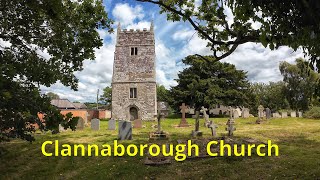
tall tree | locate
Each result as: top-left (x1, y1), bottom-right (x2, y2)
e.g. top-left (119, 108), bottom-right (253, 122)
top-left (171, 55), bottom-right (250, 110)
top-left (0, 0), bottom-right (113, 142)
top-left (250, 82), bottom-right (289, 112)
top-left (156, 84), bottom-right (172, 103)
top-left (100, 86), bottom-right (112, 108)
top-left (46, 92), bottom-right (60, 100)
top-left (279, 58), bottom-right (319, 111)
top-left (137, 0), bottom-right (320, 68)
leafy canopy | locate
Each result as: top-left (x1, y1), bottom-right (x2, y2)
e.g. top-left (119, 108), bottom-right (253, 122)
top-left (0, 0), bottom-right (113, 142)
top-left (170, 55), bottom-right (250, 110)
top-left (138, 0), bottom-right (320, 69)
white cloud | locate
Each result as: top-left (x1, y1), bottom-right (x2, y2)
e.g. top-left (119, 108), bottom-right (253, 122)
top-left (112, 3), bottom-right (144, 26)
top-left (172, 29), bottom-right (195, 41)
top-left (126, 21), bottom-right (151, 30)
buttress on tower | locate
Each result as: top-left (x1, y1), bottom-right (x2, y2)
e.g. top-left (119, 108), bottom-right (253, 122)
top-left (111, 23), bottom-right (157, 121)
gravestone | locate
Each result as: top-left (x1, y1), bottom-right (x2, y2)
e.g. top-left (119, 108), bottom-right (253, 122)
top-left (59, 124), bottom-right (66, 132)
top-left (76, 117), bottom-right (85, 130)
top-left (118, 120), bottom-right (132, 140)
top-left (200, 106), bottom-right (209, 127)
top-left (178, 103), bottom-right (190, 127)
top-left (233, 108), bottom-right (241, 119)
top-left (298, 111), bottom-right (303, 118)
top-left (149, 110), bottom-right (168, 140)
top-left (256, 105), bottom-right (264, 124)
top-left (91, 118), bottom-right (100, 131)
top-left (133, 119), bottom-right (142, 128)
top-left (225, 106), bottom-right (236, 136)
top-left (108, 118), bottom-right (116, 130)
top-left (265, 108), bottom-right (271, 119)
top-left (242, 108), bottom-right (250, 118)
top-left (192, 111), bottom-right (203, 137)
top-left (281, 112), bottom-right (288, 118)
top-left (290, 111), bottom-right (297, 118)
top-left (273, 112), bottom-right (281, 118)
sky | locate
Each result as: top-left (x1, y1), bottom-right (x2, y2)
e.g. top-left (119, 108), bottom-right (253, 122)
top-left (40, 0), bottom-right (305, 102)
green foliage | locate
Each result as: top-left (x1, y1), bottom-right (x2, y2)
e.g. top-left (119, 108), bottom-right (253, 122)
top-left (170, 55), bottom-right (250, 110)
top-left (100, 86), bottom-right (112, 107)
top-left (250, 81), bottom-right (289, 112)
top-left (304, 107), bottom-right (320, 119)
top-left (156, 84), bottom-right (173, 103)
top-left (0, 0), bottom-right (113, 142)
top-left (280, 58), bottom-right (320, 111)
top-left (138, 0), bottom-right (320, 67)
top-left (46, 92), bottom-right (60, 100)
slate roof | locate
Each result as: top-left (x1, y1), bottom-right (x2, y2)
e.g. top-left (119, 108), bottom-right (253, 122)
top-left (73, 102), bottom-right (87, 109)
top-left (51, 99), bottom-right (76, 109)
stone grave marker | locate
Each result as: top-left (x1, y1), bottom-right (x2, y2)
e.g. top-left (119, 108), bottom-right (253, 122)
top-left (242, 108), bottom-right (250, 118)
top-left (118, 120), bottom-right (132, 140)
top-left (281, 112), bottom-right (288, 118)
top-left (91, 118), bottom-right (100, 131)
top-left (200, 106), bottom-right (209, 127)
top-left (298, 111), bottom-right (303, 118)
top-left (290, 111), bottom-right (297, 118)
top-left (76, 117), bottom-right (85, 130)
top-left (108, 118), bottom-right (116, 130)
top-left (133, 119), bottom-right (142, 128)
top-left (149, 110), bottom-right (168, 140)
top-left (178, 103), bottom-right (190, 127)
top-left (273, 112), bottom-right (281, 118)
top-left (192, 111), bottom-right (203, 137)
top-left (265, 108), bottom-right (271, 119)
top-left (256, 105), bottom-right (264, 124)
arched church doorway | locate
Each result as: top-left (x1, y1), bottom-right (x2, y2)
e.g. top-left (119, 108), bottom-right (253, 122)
top-left (130, 107), bottom-right (138, 121)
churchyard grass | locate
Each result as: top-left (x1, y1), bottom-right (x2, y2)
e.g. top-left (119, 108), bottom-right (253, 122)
top-left (1, 117), bottom-right (320, 179)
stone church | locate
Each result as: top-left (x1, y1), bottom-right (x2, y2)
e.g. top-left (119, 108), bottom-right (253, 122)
top-left (111, 23), bottom-right (157, 121)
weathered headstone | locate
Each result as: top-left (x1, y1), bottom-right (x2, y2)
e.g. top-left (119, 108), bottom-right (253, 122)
top-left (59, 124), bottom-right (66, 132)
top-left (265, 108), bottom-right (271, 119)
top-left (108, 118), bottom-right (116, 130)
top-left (273, 112), bottom-right (281, 118)
top-left (76, 117), bottom-right (85, 130)
top-left (290, 111), bottom-right (297, 118)
top-left (118, 120), bottom-right (132, 140)
top-left (133, 119), bottom-right (142, 128)
top-left (192, 111), bottom-right (203, 137)
top-left (281, 112), bottom-right (288, 118)
top-left (226, 118), bottom-right (236, 136)
top-left (242, 108), bottom-right (250, 118)
top-left (91, 118), bottom-right (100, 131)
top-left (298, 111), bottom-right (303, 118)
top-left (178, 103), bottom-right (189, 127)
top-left (200, 106), bottom-right (209, 127)
top-left (149, 110), bottom-right (168, 140)
top-left (233, 108), bottom-right (241, 119)
top-left (256, 105), bottom-right (264, 124)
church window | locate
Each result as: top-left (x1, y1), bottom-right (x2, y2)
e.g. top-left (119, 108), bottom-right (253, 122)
top-left (130, 88), bottom-right (137, 98)
top-left (131, 47), bottom-right (138, 55)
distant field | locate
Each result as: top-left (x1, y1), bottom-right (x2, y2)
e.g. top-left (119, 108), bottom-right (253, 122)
top-left (1, 117), bottom-right (320, 179)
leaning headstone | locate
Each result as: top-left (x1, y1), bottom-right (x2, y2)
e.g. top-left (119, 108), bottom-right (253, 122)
top-left (76, 117), bottom-right (85, 130)
top-left (108, 118), bottom-right (116, 130)
top-left (91, 118), bottom-right (100, 131)
top-left (178, 103), bottom-right (190, 127)
top-left (192, 111), bottom-right (203, 137)
top-left (265, 108), bottom-right (271, 119)
top-left (256, 105), bottom-right (264, 124)
top-left (133, 119), bottom-right (142, 128)
top-left (281, 112), bottom-right (288, 118)
top-left (242, 108), bottom-right (250, 118)
top-left (118, 120), bottom-right (132, 140)
top-left (298, 111), bottom-right (303, 118)
top-left (290, 111), bottom-right (297, 118)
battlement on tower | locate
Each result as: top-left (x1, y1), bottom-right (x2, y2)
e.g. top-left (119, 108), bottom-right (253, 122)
top-left (119, 28), bottom-right (151, 33)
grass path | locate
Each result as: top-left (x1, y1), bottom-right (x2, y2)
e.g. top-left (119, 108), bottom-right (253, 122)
top-left (1, 117), bottom-right (320, 179)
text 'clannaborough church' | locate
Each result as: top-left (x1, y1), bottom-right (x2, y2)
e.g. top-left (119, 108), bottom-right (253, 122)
top-left (111, 22), bottom-right (157, 121)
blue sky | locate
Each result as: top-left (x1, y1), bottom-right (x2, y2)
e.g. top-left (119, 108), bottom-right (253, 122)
top-left (40, 0), bottom-right (304, 102)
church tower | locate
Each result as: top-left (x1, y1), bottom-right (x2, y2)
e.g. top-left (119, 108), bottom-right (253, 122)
top-left (111, 23), bottom-right (157, 121)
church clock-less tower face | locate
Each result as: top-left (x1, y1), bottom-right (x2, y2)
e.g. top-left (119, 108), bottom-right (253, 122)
top-left (111, 23), bottom-right (157, 121)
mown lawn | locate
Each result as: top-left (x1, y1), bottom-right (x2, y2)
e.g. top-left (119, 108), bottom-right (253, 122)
top-left (1, 117), bottom-right (320, 179)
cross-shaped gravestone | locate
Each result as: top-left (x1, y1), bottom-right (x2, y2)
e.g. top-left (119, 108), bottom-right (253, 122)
top-left (228, 106), bottom-right (234, 119)
top-left (178, 103), bottom-right (189, 127)
top-left (156, 110), bottom-right (164, 133)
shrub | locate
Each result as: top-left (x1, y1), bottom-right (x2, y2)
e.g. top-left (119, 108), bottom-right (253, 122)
top-left (304, 107), bottom-right (320, 119)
